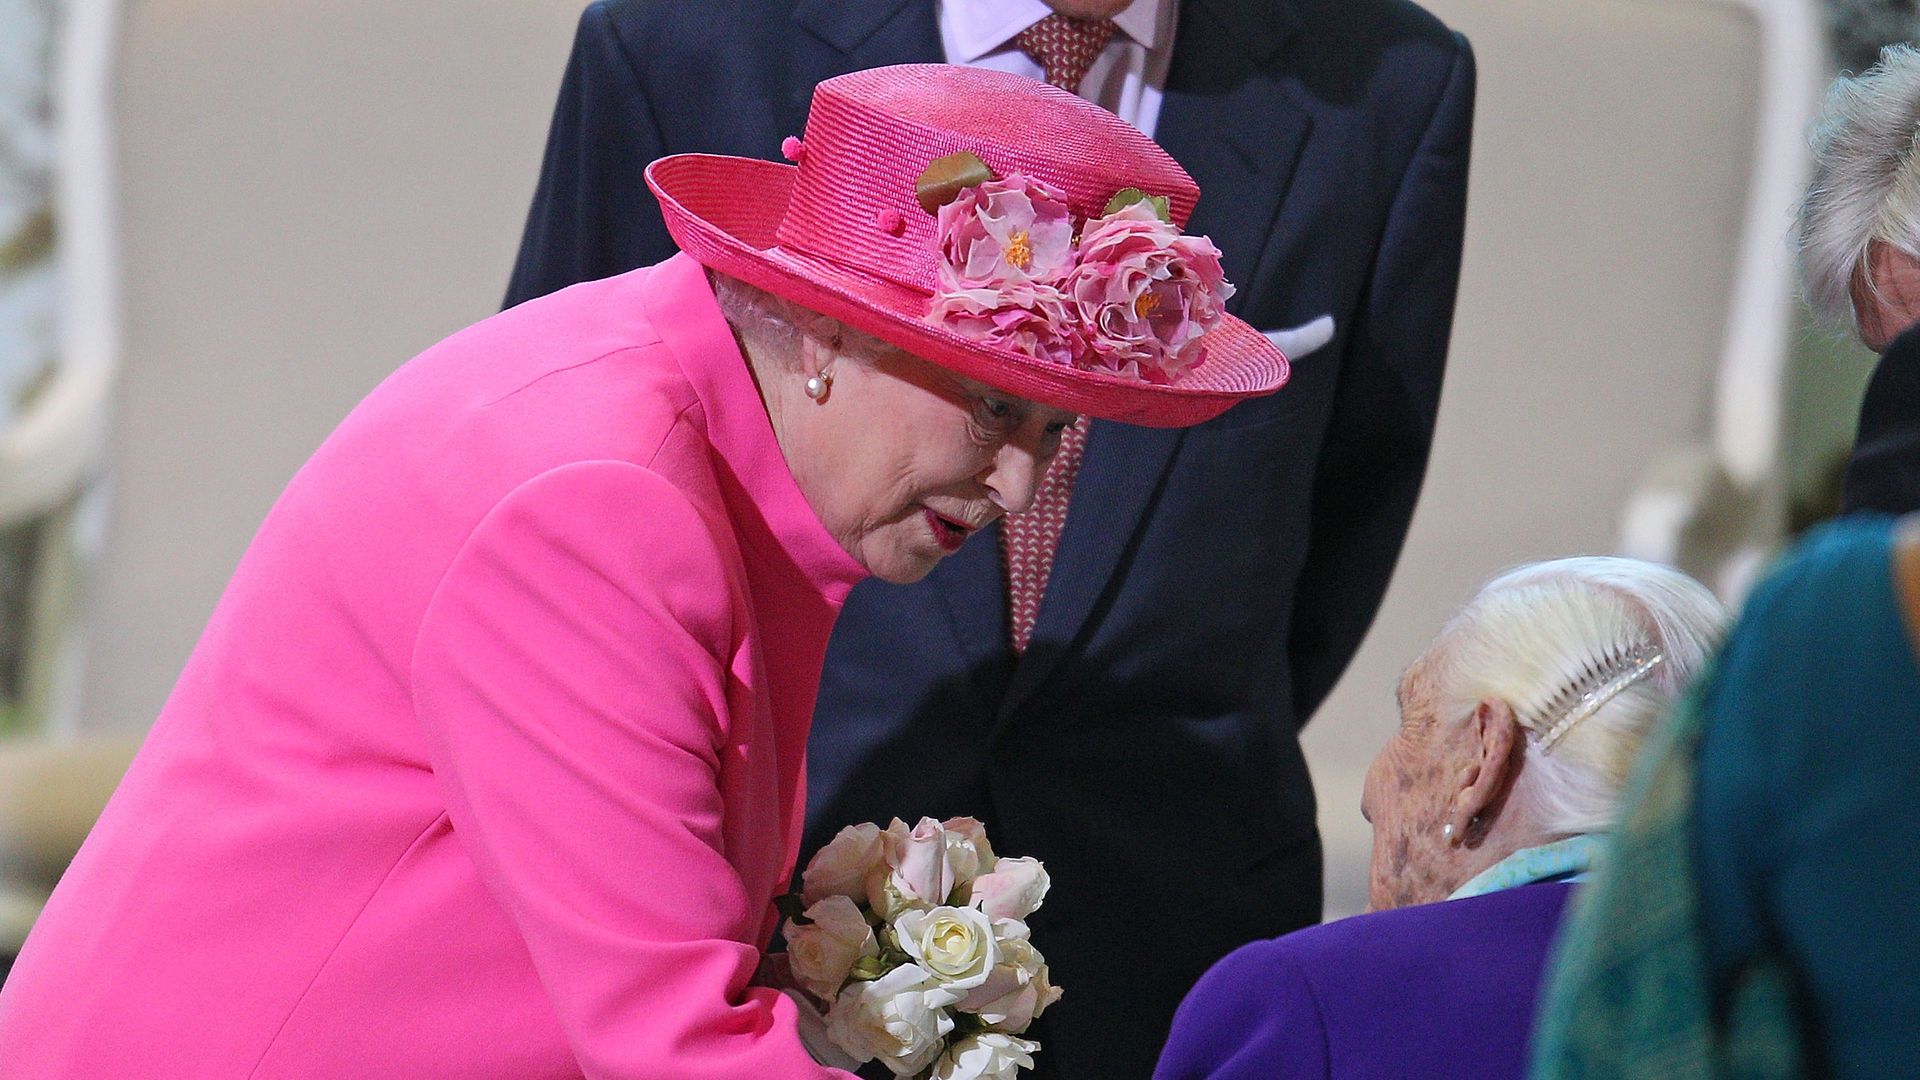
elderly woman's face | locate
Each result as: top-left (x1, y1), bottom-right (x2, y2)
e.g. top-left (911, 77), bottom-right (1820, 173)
top-left (1360, 677), bottom-right (1473, 911)
top-left (787, 346), bottom-right (1075, 584)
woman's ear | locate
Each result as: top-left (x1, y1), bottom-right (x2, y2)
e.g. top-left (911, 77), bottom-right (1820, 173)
top-left (1449, 699), bottom-right (1524, 845)
top-left (1855, 241), bottom-right (1920, 351)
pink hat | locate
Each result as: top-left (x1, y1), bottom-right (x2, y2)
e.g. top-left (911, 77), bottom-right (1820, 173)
top-left (646, 64), bottom-right (1288, 428)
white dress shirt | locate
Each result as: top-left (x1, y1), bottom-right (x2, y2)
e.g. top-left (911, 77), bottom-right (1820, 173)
top-left (936, 0), bottom-right (1175, 138)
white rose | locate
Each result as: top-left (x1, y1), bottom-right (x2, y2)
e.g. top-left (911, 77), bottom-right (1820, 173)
top-left (894, 905), bottom-right (999, 992)
top-left (930, 1032), bottom-right (1040, 1080)
top-left (956, 927), bottom-right (1061, 1033)
top-left (826, 963), bottom-right (960, 1076)
top-left (787, 895), bottom-right (879, 1001)
top-left (803, 822), bottom-right (891, 907)
top-left (968, 857), bottom-right (1050, 921)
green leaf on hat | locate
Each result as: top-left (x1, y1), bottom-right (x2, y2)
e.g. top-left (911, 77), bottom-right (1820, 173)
top-left (1103, 187), bottom-right (1171, 222)
top-left (915, 151), bottom-right (996, 215)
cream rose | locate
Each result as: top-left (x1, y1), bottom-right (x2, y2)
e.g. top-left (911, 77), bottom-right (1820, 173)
top-left (802, 822), bottom-right (891, 907)
top-left (786, 895), bottom-right (879, 1001)
top-left (826, 963), bottom-right (960, 1077)
top-left (894, 905), bottom-right (999, 992)
top-left (930, 1032), bottom-right (1040, 1080)
top-left (967, 856), bottom-right (1050, 922)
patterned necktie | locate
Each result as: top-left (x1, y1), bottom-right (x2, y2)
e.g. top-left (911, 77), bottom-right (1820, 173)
top-left (1003, 416), bottom-right (1090, 654)
top-left (1014, 14), bottom-right (1118, 92)
top-left (1001, 16), bottom-right (1115, 654)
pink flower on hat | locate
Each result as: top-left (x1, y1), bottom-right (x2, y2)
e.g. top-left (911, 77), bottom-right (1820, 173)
top-left (924, 174), bottom-right (1237, 380)
top-left (928, 174), bottom-right (1083, 364)
top-left (928, 280), bottom-right (1082, 368)
top-left (1062, 202), bottom-right (1235, 383)
top-left (934, 175), bottom-right (1076, 290)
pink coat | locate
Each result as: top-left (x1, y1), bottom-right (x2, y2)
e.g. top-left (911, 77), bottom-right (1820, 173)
top-left (0, 254), bottom-right (865, 1078)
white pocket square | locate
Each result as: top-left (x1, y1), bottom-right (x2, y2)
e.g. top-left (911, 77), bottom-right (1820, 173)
top-left (1262, 315), bottom-right (1335, 361)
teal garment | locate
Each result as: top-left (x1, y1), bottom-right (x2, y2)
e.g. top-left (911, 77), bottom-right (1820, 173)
top-left (1532, 516), bottom-right (1920, 1079)
top-left (1695, 516), bottom-right (1920, 1077)
top-left (1449, 834), bottom-right (1603, 900)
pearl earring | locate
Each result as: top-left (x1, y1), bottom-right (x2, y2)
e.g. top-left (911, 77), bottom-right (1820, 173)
top-left (804, 370), bottom-right (832, 401)
top-left (1442, 823), bottom-right (1455, 842)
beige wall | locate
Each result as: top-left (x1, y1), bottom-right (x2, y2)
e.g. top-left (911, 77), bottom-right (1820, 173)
top-left (84, 0), bottom-right (582, 725)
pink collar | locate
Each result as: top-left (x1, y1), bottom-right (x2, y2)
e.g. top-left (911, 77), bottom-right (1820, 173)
top-left (643, 253), bottom-right (869, 605)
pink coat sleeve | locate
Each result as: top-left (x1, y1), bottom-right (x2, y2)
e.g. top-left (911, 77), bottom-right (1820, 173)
top-left (410, 460), bottom-right (851, 1079)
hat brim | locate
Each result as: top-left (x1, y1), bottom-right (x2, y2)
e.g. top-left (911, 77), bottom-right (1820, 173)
top-left (646, 154), bottom-right (1288, 428)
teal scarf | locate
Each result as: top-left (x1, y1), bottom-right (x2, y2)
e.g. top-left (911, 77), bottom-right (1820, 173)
top-left (1448, 833), bottom-right (1603, 901)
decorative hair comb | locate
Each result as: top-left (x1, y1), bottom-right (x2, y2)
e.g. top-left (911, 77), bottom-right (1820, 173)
top-left (1525, 641), bottom-right (1666, 753)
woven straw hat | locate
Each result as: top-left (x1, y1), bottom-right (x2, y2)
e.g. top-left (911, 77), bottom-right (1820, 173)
top-left (645, 64), bottom-right (1288, 427)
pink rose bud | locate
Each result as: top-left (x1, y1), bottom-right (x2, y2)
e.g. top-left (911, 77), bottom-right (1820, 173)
top-left (801, 822), bottom-right (889, 907)
top-left (968, 857), bottom-right (1050, 922)
top-left (890, 817), bottom-right (958, 907)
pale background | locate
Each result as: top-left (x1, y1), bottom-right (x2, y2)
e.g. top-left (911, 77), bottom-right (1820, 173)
top-left (1, 0), bottom-right (1887, 925)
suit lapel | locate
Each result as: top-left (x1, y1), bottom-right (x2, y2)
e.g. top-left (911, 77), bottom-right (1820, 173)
top-left (928, 518), bottom-right (1017, 700)
top-left (999, 0), bottom-right (1311, 715)
top-left (787, 0), bottom-right (943, 135)
top-left (1154, 0), bottom-right (1310, 304)
top-left (1000, 421), bottom-right (1184, 715)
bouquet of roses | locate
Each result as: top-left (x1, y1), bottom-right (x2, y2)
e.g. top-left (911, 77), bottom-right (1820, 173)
top-left (777, 816), bottom-right (1060, 1080)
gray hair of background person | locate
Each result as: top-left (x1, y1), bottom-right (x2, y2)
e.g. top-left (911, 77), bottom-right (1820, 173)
top-left (1411, 557), bottom-right (1729, 838)
top-left (1796, 43), bottom-right (1920, 332)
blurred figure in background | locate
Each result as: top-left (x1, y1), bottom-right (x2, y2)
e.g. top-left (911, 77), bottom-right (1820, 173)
top-left (1797, 43), bottom-right (1920, 515)
top-left (1824, 0), bottom-right (1920, 73)
top-left (1154, 558), bottom-right (1726, 1080)
top-left (1534, 515), bottom-right (1920, 1079)
top-left (507, 3), bottom-right (1475, 1076)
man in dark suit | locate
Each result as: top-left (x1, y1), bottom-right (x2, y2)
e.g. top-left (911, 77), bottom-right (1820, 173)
top-left (507, 3), bottom-right (1473, 1076)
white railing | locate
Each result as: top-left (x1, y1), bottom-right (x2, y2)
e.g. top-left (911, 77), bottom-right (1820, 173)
top-left (1619, 0), bottom-right (1828, 602)
top-left (0, 0), bottom-right (120, 738)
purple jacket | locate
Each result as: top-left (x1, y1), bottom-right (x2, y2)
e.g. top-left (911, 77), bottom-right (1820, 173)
top-left (1154, 883), bottom-right (1574, 1079)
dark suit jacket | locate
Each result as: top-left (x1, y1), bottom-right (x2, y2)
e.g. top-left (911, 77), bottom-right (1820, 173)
top-left (1154, 884), bottom-right (1575, 1079)
top-left (507, 4), bottom-right (1474, 1076)
top-left (1843, 321), bottom-right (1920, 515)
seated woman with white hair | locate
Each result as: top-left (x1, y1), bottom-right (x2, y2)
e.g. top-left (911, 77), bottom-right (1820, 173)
top-left (1153, 557), bottom-right (1727, 1080)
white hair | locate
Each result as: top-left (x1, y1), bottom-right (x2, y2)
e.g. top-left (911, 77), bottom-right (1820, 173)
top-left (705, 270), bottom-right (898, 370)
top-left (1408, 557), bottom-right (1729, 838)
top-left (1796, 44), bottom-right (1920, 332)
